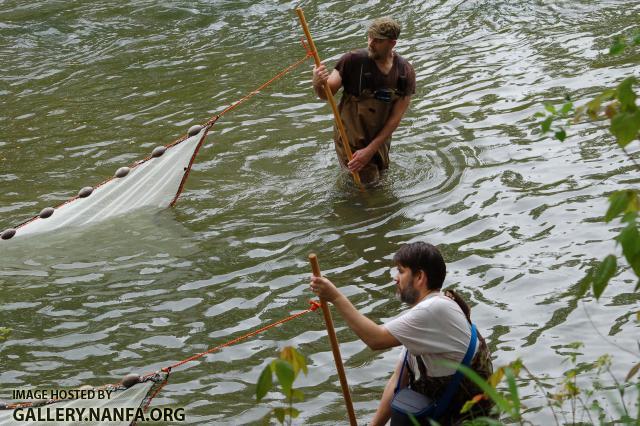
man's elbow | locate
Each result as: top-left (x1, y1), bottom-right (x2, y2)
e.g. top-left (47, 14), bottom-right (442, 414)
top-left (363, 330), bottom-right (397, 351)
top-left (367, 340), bottom-right (390, 351)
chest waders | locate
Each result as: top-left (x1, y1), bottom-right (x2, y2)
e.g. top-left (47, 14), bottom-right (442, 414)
top-left (407, 332), bottom-right (495, 424)
top-left (334, 89), bottom-right (401, 183)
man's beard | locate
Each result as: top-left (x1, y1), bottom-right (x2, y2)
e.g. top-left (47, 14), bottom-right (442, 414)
top-left (396, 281), bottom-right (419, 305)
top-left (368, 48), bottom-right (381, 60)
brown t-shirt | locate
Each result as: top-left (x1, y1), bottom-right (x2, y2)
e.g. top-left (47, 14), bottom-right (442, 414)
top-left (334, 49), bottom-right (416, 97)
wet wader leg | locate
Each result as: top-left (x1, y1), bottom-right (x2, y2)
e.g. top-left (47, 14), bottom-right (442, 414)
top-left (333, 90), bottom-right (402, 184)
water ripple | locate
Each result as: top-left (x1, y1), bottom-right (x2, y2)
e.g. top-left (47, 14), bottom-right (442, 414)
top-left (1, 0), bottom-right (639, 423)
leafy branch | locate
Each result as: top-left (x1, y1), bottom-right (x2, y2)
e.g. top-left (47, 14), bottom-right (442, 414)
top-left (537, 53), bottom-right (640, 300)
top-left (256, 346), bottom-right (308, 425)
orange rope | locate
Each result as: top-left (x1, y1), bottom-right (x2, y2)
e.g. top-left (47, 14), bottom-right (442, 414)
top-left (165, 299), bottom-right (321, 372)
top-left (206, 49), bottom-right (313, 127)
top-left (142, 374), bottom-right (170, 412)
top-left (168, 47), bottom-right (312, 207)
top-left (4, 300), bottom-right (322, 410)
top-left (136, 299), bottom-right (321, 410)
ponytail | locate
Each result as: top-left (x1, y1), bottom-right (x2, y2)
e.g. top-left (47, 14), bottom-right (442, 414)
top-left (444, 288), bottom-right (471, 324)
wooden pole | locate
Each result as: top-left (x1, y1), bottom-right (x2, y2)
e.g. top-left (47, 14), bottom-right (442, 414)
top-left (308, 253), bottom-right (357, 426)
top-left (296, 7), bottom-right (363, 189)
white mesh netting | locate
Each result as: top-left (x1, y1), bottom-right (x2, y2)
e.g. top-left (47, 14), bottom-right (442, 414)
top-left (2, 127), bottom-right (207, 242)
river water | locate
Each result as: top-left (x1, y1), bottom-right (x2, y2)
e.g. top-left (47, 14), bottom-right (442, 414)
top-left (1, 1), bottom-right (639, 424)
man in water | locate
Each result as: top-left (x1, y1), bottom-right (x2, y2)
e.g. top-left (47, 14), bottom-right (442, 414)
top-left (310, 242), bottom-right (494, 424)
top-left (312, 17), bottom-right (416, 183)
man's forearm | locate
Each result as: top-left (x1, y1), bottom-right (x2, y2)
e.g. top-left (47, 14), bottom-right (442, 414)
top-left (314, 83), bottom-right (327, 100)
top-left (313, 68), bottom-right (341, 100)
top-left (331, 294), bottom-right (395, 350)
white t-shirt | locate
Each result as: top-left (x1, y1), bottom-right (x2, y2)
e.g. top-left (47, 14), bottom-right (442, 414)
top-left (384, 292), bottom-right (477, 377)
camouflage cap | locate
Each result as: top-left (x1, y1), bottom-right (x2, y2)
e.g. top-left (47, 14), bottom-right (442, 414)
top-left (367, 17), bottom-right (401, 40)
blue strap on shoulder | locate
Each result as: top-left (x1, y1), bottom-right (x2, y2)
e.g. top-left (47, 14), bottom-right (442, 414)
top-left (394, 350), bottom-right (410, 394)
top-left (432, 323), bottom-right (477, 418)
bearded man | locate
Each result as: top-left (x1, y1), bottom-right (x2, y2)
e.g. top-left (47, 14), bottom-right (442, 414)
top-left (310, 242), bottom-right (494, 425)
top-left (312, 17), bottom-right (416, 183)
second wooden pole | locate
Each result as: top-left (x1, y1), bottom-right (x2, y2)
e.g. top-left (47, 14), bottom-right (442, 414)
top-left (308, 253), bottom-right (357, 426)
top-left (296, 7), bottom-right (363, 189)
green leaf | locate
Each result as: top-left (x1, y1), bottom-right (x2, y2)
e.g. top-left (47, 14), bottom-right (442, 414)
top-left (544, 103), bottom-right (556, 114)
top-left (280, 347), bottom-right (299, 376)
top-left (504, 368), bottom-right (521, 419)
top-left (286, 407), bottom-right (300, 419)
top-left (274, 359), bottom-right (295, 397)
top-left (488, 367), bottom-right (505, 388)
top-left (618, 220), bottom-right (640, 253)
top-left (0, 327), bottom-right (11, 342)
top-left (460, 395), bottom-right (482, 414)
top-left (586, 96), bottom-right (603, 120)
top-left (610, 110), bottom-right (640, 148)
top-left (576, 270), bottom-right (593, 299)
top-left (610, 36), bottom-right (626, 55)
top-left (617, 77), bottom-right (637, 111)
top-left (573, 105), bottom-right (585, 123)
top-left (592, 255), bottom-right (617, 299)
top-left (541, 116), bottom-right (553, 133)
top-left (295, 350), bottom-right (308, 375)
top-left (280, 346), bottom-right (308, 376)
top-left (634, 33), bottom-right (640, 45)
top-left (533, 112), bottom-right (546, 118)
top-left (290, 389), bottom-right (305, 402)
top-left (256, 365), bottom-right (273, 402)
top-left (631, 193), bottom-right (640, 213)
top-left (273, 407), bottom-right (286, 424)
top-left (555, 128), bottom-right (567, 141)
top-left (606, 191), bottom-right (633, 222)
top-left (622, 211), bottom-right (638, 224)
top-left (560, 102), bottom-right (573, 116)
top-left (618, 220), bottom-right (640, 277)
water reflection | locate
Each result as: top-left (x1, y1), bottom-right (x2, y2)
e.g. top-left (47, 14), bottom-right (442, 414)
top-left (1, 0), bottom-right (639, 423)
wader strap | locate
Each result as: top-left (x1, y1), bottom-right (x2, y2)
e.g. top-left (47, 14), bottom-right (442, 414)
top-left (394, 350), bottom-right (410, 394)
top-left (432, 324), bottom-right (477, 419)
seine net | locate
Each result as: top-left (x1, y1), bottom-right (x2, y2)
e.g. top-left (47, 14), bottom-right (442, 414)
top-left (1, 127), bottom-right (207, 242)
